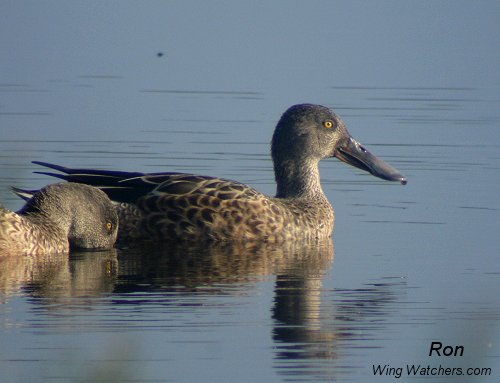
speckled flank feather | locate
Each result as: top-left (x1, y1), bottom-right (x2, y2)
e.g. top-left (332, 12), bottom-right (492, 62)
top-left (115, 174), bottom-right (334, 243)
top-left (0, 207), bottom-right (68, 254)
top-left (1, 183), bottom-right (118, 255)
top-left (29, 104), bottom-right (406, 244)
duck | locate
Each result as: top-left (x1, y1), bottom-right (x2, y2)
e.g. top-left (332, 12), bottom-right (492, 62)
top-left (25, 104), bottom-right (406, 243)
top-left (1, 182), bottom-right (118, 255)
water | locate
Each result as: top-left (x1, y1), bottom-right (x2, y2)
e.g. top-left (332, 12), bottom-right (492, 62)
top-left (1, 1), bottom-right (499, 382)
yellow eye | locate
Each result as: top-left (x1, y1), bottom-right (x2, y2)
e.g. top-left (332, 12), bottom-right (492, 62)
top-left (106, 222), bottom-right (113, 232)
top-left (324, 120), bottom-right (334, 129)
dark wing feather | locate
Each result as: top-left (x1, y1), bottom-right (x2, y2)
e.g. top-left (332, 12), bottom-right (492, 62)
top-left (32, 161), bottom-right (183, 203)
top-left (11, 187), bottom-right (37, 201)
top-left (31, 161), bottom-right (262, 204)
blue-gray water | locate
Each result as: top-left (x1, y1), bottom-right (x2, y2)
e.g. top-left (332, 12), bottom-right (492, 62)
top-left (1, 1), bottom-right (499, 382)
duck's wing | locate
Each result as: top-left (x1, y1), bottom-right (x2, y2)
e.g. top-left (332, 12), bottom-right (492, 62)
top-left (131, 174), bottom-right (268, 241)
top-left (32, 161), bottom-right (189, 203)
top-left (31, 161), bottom-right (263, 204)
top-left (147, 173), bottom-right (263, 201)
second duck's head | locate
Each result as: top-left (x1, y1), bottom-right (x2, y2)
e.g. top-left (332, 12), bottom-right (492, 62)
top-left (20, 182), bottom-right (119, 250)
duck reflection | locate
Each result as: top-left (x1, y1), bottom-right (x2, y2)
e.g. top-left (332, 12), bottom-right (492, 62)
top-left (0, 250), bottom-right (117, 303)
top-left (0, 239), bottom-right (404, 381)
top-left (0, 240), bottom-right (332, 300)
top-left (113, 239), bottom-right (333, 292)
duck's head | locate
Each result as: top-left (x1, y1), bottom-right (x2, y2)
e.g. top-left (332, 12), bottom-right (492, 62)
top-left (21, 183), bottom-right (119, 250)
top-left (64, 183), bottom-right (120, 250)
top-left (272, 104), bottom-right (407, 187)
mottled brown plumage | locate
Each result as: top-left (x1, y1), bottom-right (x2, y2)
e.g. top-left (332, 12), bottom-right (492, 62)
top-left (111, 174), bottom-right (334, 242)
top-left (26, 104), bottom-right (406, 243)
top-left (1, 183), bottom-right (118, 255)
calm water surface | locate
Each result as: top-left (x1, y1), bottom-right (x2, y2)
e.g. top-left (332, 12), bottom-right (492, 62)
top-left (1, 1), bottom-right (499, 382)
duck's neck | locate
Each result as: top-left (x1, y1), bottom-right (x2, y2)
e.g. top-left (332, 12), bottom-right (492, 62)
top-left (274, 158), bottom-right (326, 199)
top-left (20, 192), bottom-right (72, 235)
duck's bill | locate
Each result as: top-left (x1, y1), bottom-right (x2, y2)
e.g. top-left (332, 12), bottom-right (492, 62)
top-left (334, 137), bottom-right (407, 185)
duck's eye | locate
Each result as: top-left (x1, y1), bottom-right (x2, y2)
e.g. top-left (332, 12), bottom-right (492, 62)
top-left (106, 222), bottom-right (113, 232)
top-left (323, 120), bottom-right (334, 129)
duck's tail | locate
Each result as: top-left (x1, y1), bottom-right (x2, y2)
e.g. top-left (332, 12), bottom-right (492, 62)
top-left (11, 187), bottom-right (35, 202)
top-left (30, 161), bottom-right (175, 203)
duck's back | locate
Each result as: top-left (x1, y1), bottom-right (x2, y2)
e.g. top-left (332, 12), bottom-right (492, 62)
top-left (115, 174), bottom-right (334, 243)
top-left (0, 208), bottom-right (67, 254)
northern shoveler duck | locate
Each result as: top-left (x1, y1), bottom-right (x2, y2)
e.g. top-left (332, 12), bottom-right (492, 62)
top-left (26, 104), bottom-right (406, 243)
top-left (1, 183), bottom-right (118, 255)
